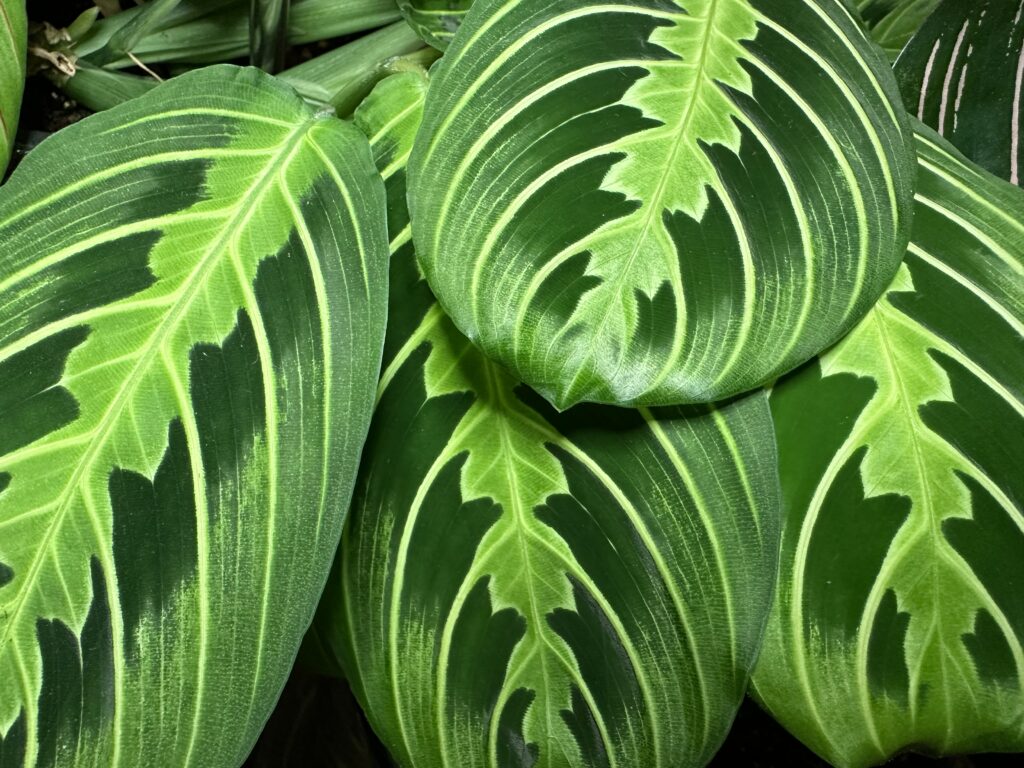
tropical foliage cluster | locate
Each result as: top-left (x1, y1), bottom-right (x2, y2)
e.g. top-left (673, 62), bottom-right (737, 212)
top-left (0, 1), bottom-right (1020, 767)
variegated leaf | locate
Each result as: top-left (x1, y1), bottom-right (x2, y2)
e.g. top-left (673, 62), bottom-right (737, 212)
top-left (0, 0), bottom-right (26, 174)
top-left (895, 0), bottom-right (1024, 186)
top-left (751, 124), bottom-right (1024, 767)
top-left (315, 72), bottom-right (781, 768)
top-left (408, 0), bottom-right (917, 409)
top-left (0, 66), bottom-right (388, 767)
top-left (855, 0), bottom-right (939, 61)
top-left (397, 0), bottom-right (473, 50)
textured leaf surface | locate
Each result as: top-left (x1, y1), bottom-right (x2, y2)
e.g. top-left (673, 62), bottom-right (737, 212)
top-left (0, 66), bottom-right (388, 767)
top-left (397, 0), bottom-right (473, 50)
top-left (751, 125), bottom-right (1024, 767)
top-left (856, 0), bottom-right (939, 61)
top-left (408, 0), bottom-right (916, 409)
top-left (317, 72), bottom-right (781, 768)
top-left (895, 0), bottom-right (1024, 186)
top-left (0, 0), bottom-right (26, 174)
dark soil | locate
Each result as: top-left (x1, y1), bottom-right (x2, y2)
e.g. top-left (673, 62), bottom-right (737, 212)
top-left (12, 3), bottom-right (1024, 768)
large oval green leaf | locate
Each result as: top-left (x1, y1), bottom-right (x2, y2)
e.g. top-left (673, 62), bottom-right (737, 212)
top-left (895, 0), bottom-right (1023, 186)
top-left (397, 0), bottom-right (473, 50)
top-left (317, 72), bottom-right (781, 768)
top-left (408, 0), bottom-right (917, 409)
top-left (0, 0), bottom-right (26, 174)
top-left (751, 124), bottom-right (1024, 767)
top-left (0, 65), bottom-right (388, 767)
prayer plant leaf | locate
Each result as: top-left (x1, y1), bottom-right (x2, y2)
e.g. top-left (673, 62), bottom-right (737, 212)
top-left (751, 124), bottom-right (1024, 768)
top-left (0, 65), bottom-right (388, 768)
top-left (895, 0), bottom-right (1024, 186)
top-left (397, 0), bottom-right (473, 50)
top-left (314, 71), bottom-right (781, 768)
top-left (0, 0), bottom-right (26, 175)
top-left (855, 0), bottom-right (939, 61)
top-left (408, 0), bottom-right (917, 410)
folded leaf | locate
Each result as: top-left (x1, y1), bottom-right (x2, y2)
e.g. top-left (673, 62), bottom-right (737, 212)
top-left (855, 0), bottom-right (939, 61)
top-left (752, 124), bottom-right (1024, 767)
top-left (408, 0), bottom-right (917, 409)
top-left (895, 0), bottom-right (1024, 186)
top-left (397, 0), bottom-right (473, 50)
top-left (317, 72), bottom-right (781, 768)
top-left (0, 65), bottom-right (388, 767)
top-left (0, 0), bottom-right (26, 174)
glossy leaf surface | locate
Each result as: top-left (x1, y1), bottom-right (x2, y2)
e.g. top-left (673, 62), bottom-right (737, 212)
top-left (752, 125), bottom-right (1024, 767)
top-left (397, 0), bottom-right (473, 50)
top-left (318, 72), bottom-right (781, 768)
top-left (0, 66), bottom-right (388, 767)
top-left (0, 0), bottom-right (26, 174)
top-left (895, 0), bottom-right (1024, 185)
top-left (856, 0), bottom-right (939, 60)
top-left (409, 0), bottom-right (916, 409)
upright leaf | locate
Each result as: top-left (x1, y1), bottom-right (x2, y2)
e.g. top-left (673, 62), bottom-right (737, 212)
top-left (317, 72), bottom-right (781, 768)
top-left (0, 0), bottom-right (26, 174)
top-left (0, 66), bottom-right (388, 767)
top-left (751, 125), bottom-right (1024, 767)
top-left (895, 0), bottom-right (1024, 186)
top-left (408, 0), bottom-right (916, 409)
top-left (397, 0), bottom-right (473, 50)
top-left (855, 0), bottom-right (939, 61)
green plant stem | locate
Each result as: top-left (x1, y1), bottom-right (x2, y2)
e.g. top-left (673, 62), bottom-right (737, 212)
top-left (280, 21), bottom-right (433, 116)
top-left (53, 61), bottom-right (158, 111)
top-left (250, 0), bottom-right (290, 73)
top-left (74, 0), bottom-right (399, 68)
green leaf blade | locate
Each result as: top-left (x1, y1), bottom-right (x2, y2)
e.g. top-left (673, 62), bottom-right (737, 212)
top-left (895, 0), bottom-right (1024, 186)
top-left (397, 0), bottom-right (473, 50)
top-left (0, 65), bottom-right (388, 767)
top-left (408, 0), bottom-right (916, 409)
top-left (752, 124), bottom-right (1024, 767)
top-left (316, 72), bottom-right (781, 768)
top-left (855, 0), bottom-right (940, 61)
top-left (0, 0), bottom-right (26, 175)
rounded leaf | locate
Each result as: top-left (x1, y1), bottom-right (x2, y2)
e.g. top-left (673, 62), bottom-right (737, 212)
top-left (752, 126), bottom-right (1024, 767)
top-left (409, 0), bottom-right (917, 409)
top-left (316, 72), bottom-right (781, 768)
top-left (0, 0), bottom-right (27, 174)
top-left (0, 66), bottom-right (388, 767)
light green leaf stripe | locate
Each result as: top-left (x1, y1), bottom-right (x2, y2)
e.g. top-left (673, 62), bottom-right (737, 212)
top-left (752, 123), bottom-right (1024, 767)
top-left (855, 0), bottom-right (939, 61)
top-left (313, 72), bottom-right (781, 768)
top-left (0, 66), bottom-right (388, 767)
top-left (0, 0), bottom-right (26, 175)
top-left (408, 0), bottom-right (916, 409)
top-left (895, 0), bottom-right (1024, 186)
top-left (397, 0), bottom-right (474, 50)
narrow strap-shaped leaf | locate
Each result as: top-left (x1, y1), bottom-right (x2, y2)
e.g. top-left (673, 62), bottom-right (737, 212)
top-left (895, 0), bottom-right (1024, 186)
top-left (85, 0), bottom-right (182, 67)
top-left (316, 72), bottom-right (781, 768)
top-left (751, 124), bottom-right (1024, 767)
top-left (397, 0), bottom-right (473, 50)
top-left (408, 0), bottom-right (917, 409)
top-left (855, 0), bottom-right (939, 61)
top-left (0, 0), bottom-right (26, 175)
top-left (0, 65), bottom-right (388, 768)
top-left (250, 0), bottom-right (290, 73)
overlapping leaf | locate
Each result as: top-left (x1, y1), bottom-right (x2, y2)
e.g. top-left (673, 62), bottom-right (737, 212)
top-left (895, 0), bottom-right (1024, 186)
top-left (316, 72), bottom-right (781, 768)
top-left (856, 0), bottom-right (939, 61)
top-left (0, 0), bottom-right (26, 174)
top-left (409, 0), bottom-right (917, 409)
top-left (397, 0), bottom-right (473, 50)
top-left (751, 125), bottom-right (1024, 767)
top-left (0, 66), bottom-right (388, 767)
